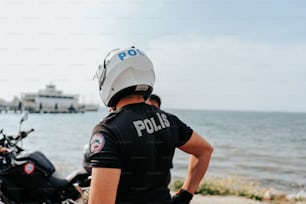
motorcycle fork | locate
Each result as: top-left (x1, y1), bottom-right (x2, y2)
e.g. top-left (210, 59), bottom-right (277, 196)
top-left (0, 190), bottom-right (13, 204)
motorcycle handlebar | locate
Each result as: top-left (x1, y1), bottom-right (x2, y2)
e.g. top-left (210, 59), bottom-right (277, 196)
top-left (7, 128), bottom-right (35, 142)
top-left (19, 128), bottom-right (35, 139)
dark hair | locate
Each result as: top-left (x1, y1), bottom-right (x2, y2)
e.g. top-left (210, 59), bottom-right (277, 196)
top-left (149, 94), bottom-right (161, 108)
top-left (109, 85), bottom-right (152, 107)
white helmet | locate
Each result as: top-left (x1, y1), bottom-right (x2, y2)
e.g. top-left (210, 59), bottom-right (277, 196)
top-left (95, 47), bottom-right (155, 107)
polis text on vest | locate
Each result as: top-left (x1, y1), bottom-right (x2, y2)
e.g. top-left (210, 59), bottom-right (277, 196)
top-left (133, 113), bottom-right (170, 137)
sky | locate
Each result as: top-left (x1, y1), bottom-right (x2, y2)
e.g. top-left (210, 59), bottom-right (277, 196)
top-left (0, 0), bottom-right (306, 112)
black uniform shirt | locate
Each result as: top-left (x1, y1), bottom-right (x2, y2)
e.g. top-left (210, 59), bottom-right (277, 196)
top-left (89, 102), bottom-right (193, 204)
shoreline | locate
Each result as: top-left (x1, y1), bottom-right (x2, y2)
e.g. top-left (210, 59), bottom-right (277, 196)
top-left (191, 195), bottom-right (269, 204)
top-left (191, 194), bottom-right (306, 204)
top-left (170, 189), bottom-right (306, 204)
top-left (170, 191), bottom-right (269, 204)
top-left (170, 176), bottom-right (306, 204)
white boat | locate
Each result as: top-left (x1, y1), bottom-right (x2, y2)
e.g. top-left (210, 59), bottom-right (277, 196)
top-left (21, 84), bottom-right (81, 113)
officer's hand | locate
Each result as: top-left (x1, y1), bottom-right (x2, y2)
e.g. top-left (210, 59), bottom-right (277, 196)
top-left (0, 147), bottom-right (8, 153)
top-left (172, 188), bottom-right (193, 204)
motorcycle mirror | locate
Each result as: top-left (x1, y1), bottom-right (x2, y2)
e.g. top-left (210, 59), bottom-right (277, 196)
top-left (20, 111), bottom-right (29, 124)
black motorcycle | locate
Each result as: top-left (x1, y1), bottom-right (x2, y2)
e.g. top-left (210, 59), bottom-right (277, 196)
top-left (0, 112), bottom-right (90, 204)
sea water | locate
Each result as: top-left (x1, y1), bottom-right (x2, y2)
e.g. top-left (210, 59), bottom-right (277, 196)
top-left (0, 109), bottom-right (305, 195)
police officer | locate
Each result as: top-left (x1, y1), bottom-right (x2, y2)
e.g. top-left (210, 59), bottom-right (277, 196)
top-left (0, 130), bottom-right (8, 153)
top-left (88, 47), bottom-right (213, 204)
top-left (146, 94), bottom-right (161, 108)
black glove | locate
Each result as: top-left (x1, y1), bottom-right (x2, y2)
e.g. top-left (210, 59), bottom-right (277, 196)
top-left (172, 188), bottom-right (193, 204)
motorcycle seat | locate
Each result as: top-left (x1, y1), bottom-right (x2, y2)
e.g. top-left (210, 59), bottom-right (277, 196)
top-left (49, 168), bottom-right (88, 187)
top-left (49, 171), bottom-right (70, 187)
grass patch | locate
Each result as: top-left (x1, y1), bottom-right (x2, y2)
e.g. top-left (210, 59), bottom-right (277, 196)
top-left (170, 175), bottom-right (262, 201)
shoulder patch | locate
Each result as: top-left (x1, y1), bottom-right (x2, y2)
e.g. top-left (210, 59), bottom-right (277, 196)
top-left (90, 133), bottom-right (105, 153)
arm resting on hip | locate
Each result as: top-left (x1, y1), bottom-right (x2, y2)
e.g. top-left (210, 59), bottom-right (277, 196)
top-left (178, 131), bottom-right (213, 194)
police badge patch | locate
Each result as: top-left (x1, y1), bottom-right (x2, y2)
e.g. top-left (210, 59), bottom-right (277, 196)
top-left (90, 133), bottom-right (105, 153)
